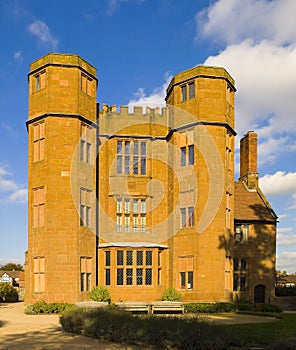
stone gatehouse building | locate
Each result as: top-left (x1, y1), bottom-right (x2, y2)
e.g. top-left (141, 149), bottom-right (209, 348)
top-left (25, 53), bottom-right (277, 304)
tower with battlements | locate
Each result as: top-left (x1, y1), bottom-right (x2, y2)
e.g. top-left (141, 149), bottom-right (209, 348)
top-left (25, 53), bottom-right (276, 304)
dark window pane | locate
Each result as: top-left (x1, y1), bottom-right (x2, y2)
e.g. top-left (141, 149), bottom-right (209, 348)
top-left (240, 274), bottom-right (246, 292)
top-left (146, 251), bottom-right (152, 266)
top-left (126, 268), bottom-right (133, 285)
top-left (105, 251), bottom-right (110, 266)
top-left (126, 250), bottom-right (133, 265)
top-left (124, 156), bottom-right (130, 174)
top-left (188, 145), bottom-right (194, 165)
top-left (233, 258), bottom-right (239, 271)
top-left (189, 82), bottom-right (195, 99)
top-left (117, 156), bottom-right (122, 174)
top-left (187, 271), bottom-right (193, 289)
top-left (81, 273), bottom-right (85, 291)
top-left (233, 274), bottom-right (238, 291)
top-left (181, 85), bottom-right (186, 102)
top-left (137, 251), bottom-right (143, 265)
top-left (180, 272), bottom-right (186, 288)
top-left (136, 268), bottom-right (143, 285)
top-left (133, 156), bottom-right (138, 174)
top-left (141, 142), bottom-right (146, 155)
top-left (181, 147), bottom-right (186, 166)
top-left (105, 269), bottom-right (110, 285)
top-left (133, 141), bottom-right (138, 155)
top-left (145, 268), bottom-right (152, 285)
top-left (117, 268), bottom-right (123, 285)
top-left (180, 208), bottom-right (186, 228)
top-left (117, 250), bottom-right (124, 265)
top-left (140, 158), bottom-right (146, 175)
top-left (241, 258), bottom-right (247, 271)
top-left (117, 141), bottom-right (122, 155)
top-left (86, 273), bottom-right (91, 291)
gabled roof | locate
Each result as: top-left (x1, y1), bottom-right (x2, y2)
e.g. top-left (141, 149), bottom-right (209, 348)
top-left (0, 270), bottom-right (24, 280)
top-left (234, 181), bottom-right (277, 222)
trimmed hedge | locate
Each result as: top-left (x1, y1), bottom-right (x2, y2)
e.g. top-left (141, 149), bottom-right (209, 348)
top-left (184, 302), bottom-right (282, 314)
top-left (25, 300), bottom-right (75, 314)
top-left (60, 306), bottom-right (241, 349)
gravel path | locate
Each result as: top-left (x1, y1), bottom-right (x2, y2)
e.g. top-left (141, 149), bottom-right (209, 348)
top-left (0, 302), bottom-right (142, 350)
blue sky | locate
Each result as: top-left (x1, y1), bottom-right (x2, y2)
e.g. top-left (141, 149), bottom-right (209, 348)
top-left (0, 0), bottom-right (295, 273)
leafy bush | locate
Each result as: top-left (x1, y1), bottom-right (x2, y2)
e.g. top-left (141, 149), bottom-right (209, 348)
top-left (60, 306), bottom-right (241, 349)
top-left (275, 285), bottom-right (296, 297)
top-left (236, 303), bottom-right (282, 313)
top-left (185, 302), bottom-right (237, 314)
top-left (161, 287), bottom-right (182, 301)
top-left (0, 283), bottom-right (18, 302)
top-left (89, 286), bottom-right (111, 303)
top-left (25, 300), bottom-right (74, 314)
top-left (184, 302), bottom-right (282, 314)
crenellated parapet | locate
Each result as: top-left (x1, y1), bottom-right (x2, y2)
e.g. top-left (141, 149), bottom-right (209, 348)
top-left (99, 104), bottom-right (169, 138)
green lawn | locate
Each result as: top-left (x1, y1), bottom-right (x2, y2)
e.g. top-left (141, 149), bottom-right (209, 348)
top-left (223, 313), bottom-right (296, 346)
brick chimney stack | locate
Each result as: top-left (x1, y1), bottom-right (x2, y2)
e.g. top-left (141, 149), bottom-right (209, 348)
top-left (239, 131), bottom-right (258, 189)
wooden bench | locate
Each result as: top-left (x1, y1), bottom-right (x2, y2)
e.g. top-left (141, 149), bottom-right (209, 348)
top-left (150, 301), bottom-right (184, 314)
top-left (115, 302), bottom-right (150, 313)
top-left (75, 301), bottom-right (109, 308)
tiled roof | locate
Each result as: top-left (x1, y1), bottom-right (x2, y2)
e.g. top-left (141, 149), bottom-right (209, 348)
top-left (234, 181), bottom-right (277, 222)
top-left (0, 270), bottom-right (24, 280)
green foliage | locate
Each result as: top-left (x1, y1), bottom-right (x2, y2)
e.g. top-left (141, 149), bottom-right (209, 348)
top-left (161, 287), bottom-right (182, 301)
top-left (275, 285), bottom-right (296, 297)
top-left (25, 300), bottom-right (74, 314)
top-left (236, 303), bottom-right (282, 313)
top-left (0, 263), bottom-right (23, 271)
top-left (185, 302), bottom-right (236, 314)
top-left (60, 307), bottom-right (241, 349)
top-left (0, 283), bottom-right (18, 302)
top-left (184, 302), bottom-right (282, 314)
top-left (89, 286), bottom-right (111, 303)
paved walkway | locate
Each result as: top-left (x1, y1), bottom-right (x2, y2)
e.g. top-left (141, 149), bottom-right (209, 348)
top-left (0, 302), bottom-right (278, 349)
top-left (0, 302), bottom-right (142, 350)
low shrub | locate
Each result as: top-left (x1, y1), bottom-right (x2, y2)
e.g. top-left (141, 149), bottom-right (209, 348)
top-left (275, 285), bottom-right (296, 297)
top-left (60, 307), bottom-right (241, 349)
top-left (89, 286), bottom-right (111, 303)
top-left (184, 302), bottom-right (282, 314)
top-left (0, 283), bottom-right (18, 302)
top-left (161, 287), bottom-right (182, 301)
top-left (185, 302), bottom-right (237, 314)
top-left (25, 300), bottom-right (74, 314)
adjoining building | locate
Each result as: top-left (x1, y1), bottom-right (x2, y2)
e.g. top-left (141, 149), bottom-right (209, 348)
top-left (25, 53), bottom-right (277, 304)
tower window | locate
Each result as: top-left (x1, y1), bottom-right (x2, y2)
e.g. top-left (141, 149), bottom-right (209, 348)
top-left (233, 258), bottom-right (248, 292)
top-left (80, 188), bottom-right (92, 227)
top-left (81, 73), bottom-right (93, 96)
top-left (33, 186), bottom-right (45, 228)
top-left (33, 256), bottom-right (45, 292)
top-left (35, 70), bottom-right (46, 92)
top-left (33, 122), bottom-right (45, 162)
top-left (181, 85), bottom-right (187, 102)
top-left (117, 140), bottom-right (147, 175)
top-left (188, 82), bottom-right (195, 99)
top-left (116, 198), bottom-right (146, 233)
top-left (80, 124), bottom-right (92, 164)
top-left (179, 256), bottom-right (194, 289)
top-left (80, 257), bottom-right (92, 292)
top-left (180, 145), bottom-right (194, 166)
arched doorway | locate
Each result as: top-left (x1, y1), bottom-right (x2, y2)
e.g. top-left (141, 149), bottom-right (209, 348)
top-left (254, 284), bottom-right (265, 303)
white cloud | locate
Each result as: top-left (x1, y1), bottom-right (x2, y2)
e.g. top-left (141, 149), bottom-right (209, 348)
top-left (13, 50), bottom-right (23, 64)
top-left (0, 166), bottom-right (27, 204)
top-left (196, 0), bottom-right (296, 167)
top-left (8, 189), bottom-right (27, 204)
top-left (259, 171), bottom-right (296, 196)
top-left (28, 20), bottom-right (58, 50)
top-left (277, 251), bottom-right (296, 274)
top-left (196, 0), bottom-right (296, 46)
top-left (127, 74), bottom-right (171, 111)
top-left (277, 232), bottom-right (296, 247)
